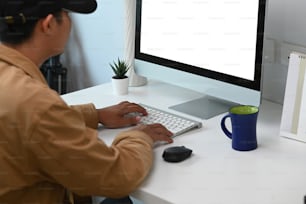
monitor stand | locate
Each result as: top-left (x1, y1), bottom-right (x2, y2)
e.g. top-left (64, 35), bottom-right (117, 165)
top-left (169, 95), bottom-right (239, 119)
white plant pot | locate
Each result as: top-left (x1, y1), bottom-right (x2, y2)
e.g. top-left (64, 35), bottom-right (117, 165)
top-left (112, 77), bottom-right (129, 95)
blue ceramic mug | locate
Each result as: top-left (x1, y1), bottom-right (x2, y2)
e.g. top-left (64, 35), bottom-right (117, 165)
top-left (221, 105), bottom-right (259, 151)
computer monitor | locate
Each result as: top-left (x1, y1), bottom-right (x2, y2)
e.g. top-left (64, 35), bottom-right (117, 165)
top-left (134, 0), bottom-right (266, 119)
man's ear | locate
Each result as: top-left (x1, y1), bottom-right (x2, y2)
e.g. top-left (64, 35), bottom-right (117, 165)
top-left (40, 14), bottom-right (55, 35)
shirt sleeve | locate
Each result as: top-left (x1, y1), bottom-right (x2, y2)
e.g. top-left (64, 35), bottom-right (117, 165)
top-left (70, 103), bottom-right (99, 129)
top-left (28, 101), bottom-right (154, 198)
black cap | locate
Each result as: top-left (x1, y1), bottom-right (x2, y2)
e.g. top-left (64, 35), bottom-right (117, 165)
top-left (0, 0), bottom-right (97, 25)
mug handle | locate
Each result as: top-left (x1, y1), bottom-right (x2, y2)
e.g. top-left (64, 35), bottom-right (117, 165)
top-left (221, 114), bottom-right (232, 139)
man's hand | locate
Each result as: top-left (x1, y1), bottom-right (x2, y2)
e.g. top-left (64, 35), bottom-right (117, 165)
top-left (132, 123), bottom-right (173, 143)
top-left (97, 101), bottom-right (148, 128)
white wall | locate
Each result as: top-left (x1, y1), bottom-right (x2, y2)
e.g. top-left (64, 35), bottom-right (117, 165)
top-left (62, 0), bottom-right (306, 104)
top-left (261, 0), bottom-right (306, 103)
top-left (62, 0), bottom-right (124, 92)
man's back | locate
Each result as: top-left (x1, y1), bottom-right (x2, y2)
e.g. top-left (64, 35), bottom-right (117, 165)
top-left (0, 44), bottom-right (68, 203)
top-left (0, 44), bottom-right (156, 203)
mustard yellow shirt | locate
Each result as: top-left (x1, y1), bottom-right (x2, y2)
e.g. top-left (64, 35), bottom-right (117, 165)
top-left (0, 44), bottom-right (154, 204)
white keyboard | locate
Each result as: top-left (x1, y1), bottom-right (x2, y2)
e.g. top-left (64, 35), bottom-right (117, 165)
top-left (140, 104), bottom-right (202, 137)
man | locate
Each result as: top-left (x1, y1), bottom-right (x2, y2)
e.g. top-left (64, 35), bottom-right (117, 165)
top-left (0, 0), bottom-right (173, 203)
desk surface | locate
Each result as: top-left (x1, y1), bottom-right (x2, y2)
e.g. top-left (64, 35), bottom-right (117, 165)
top-left (62, 80), bottom-right (306, 204)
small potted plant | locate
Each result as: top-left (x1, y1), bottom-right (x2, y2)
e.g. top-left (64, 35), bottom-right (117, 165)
top-left (110, 58), bottom-right (130, 95)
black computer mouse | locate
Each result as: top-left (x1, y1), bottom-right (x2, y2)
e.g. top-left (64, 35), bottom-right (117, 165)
top-left (162, 146), bottom-right (192, 162)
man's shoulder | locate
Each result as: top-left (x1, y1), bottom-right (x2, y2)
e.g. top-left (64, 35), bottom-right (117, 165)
top-left (0, 68), bottom-right (66, 115)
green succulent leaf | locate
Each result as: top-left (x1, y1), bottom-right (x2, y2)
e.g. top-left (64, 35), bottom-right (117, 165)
top-left (110, 58), bottom-right (130, 79)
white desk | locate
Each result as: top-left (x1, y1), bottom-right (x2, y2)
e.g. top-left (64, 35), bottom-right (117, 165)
top-left (62, 80), bottom-right (306, 204)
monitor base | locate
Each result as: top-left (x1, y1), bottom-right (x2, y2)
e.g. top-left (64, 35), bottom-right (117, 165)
top-left (169, 96), bottom-right (239, 119)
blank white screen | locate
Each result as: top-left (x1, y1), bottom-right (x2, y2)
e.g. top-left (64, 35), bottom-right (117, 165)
top-left (140, 0), bottom-right (259, 80)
